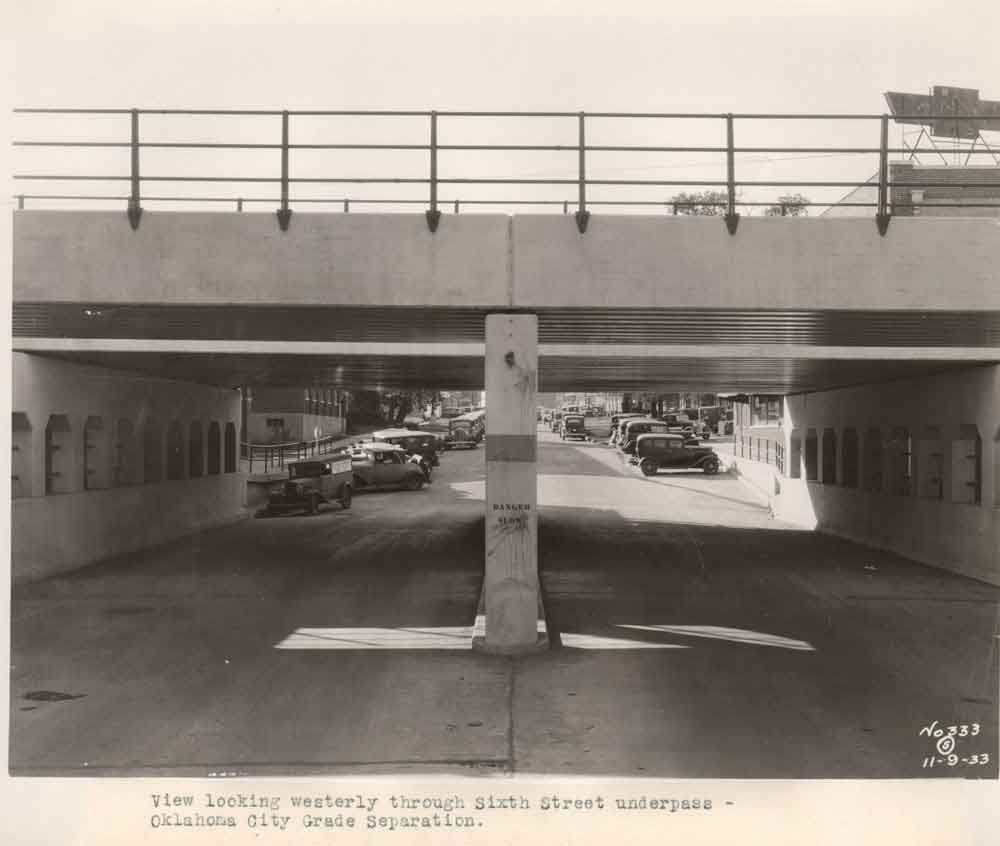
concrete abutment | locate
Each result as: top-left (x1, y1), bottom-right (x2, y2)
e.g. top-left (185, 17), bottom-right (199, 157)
top-left (730, 364), bottom-right (1000, 585)
top-left (10, 353), bottom-right (245, 583)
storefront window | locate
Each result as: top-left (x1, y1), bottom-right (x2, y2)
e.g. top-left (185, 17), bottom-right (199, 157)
top-left (750, 395), bottom-right (784, 426)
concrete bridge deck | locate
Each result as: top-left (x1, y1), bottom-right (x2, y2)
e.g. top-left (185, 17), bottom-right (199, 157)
top-left (12, 211), bottom-right (1000, 392)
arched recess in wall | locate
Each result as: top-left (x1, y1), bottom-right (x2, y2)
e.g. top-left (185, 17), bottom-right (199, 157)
top-left (841, 428), bottom-right (859, 488)
top-left (821, 428), bottom-right (837, 485)
top-left (207, 421), bottom-right (221, 475)
top-left (886, 426), bottom-right (913, 496)
top-left (115, 419), bottom-right (138, 485)
top-left (862, 427), bottom-right (883, 492)
top-left (189, 421), bottom-right (204, 478)
top-left (789, 430), bottom-right (802, 479)
top-left (804, 429), bottom-right (818, 481)
top-left (45, 414), bottom-right (73, 495)
top-left (994, 426), bottom-right (1000, 508)
top-left (951, 424), bottom-right (982, 505)
top-left (12, 412), bottom-right (32, 498)
top-left (143, 419), bottom-right (163, 483)
top-left (167, 421), bottom-right (185, 480)
top-left (916, 425), bottom-right (944, 500)
top-left (83, 415), bottom-right (110, 490)
top-left (224, 422), bottom-right (237, 473)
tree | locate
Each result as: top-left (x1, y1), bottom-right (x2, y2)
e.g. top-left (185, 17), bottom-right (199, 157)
top-left (670, 190), bottom-right (728, 215)
top-left (764, 193), bottom-right (810, 217)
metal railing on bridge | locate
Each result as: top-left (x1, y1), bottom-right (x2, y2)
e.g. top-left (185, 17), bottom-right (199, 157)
top-left (12, 107), bottom-right (1000, 235)
top-left (735, 434), bottom-right (785, 476)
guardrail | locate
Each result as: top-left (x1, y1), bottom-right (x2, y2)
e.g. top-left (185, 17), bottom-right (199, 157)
top-left (735, 434), bottom-right (786, 476)
top-left (241, 435), bottom-right (346, 474)
top-left (12, 108), bottom-right (1000, 235)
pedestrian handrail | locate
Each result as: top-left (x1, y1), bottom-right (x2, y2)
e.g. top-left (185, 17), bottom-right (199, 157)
top-left (736, 434), bottom-right (786, 476)
top-left (12, 108), bottom-right (1000, 235)
top-left (241, 434), bottom-right (348, 474)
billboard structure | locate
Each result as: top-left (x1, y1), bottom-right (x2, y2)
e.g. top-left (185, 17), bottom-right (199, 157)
top-left (884, 86), bottom-right (1000, 164)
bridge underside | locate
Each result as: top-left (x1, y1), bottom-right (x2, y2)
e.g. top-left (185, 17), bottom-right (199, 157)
top-left (15, 347), bottom-right (990, 394)
top-left (13, 304), bottom-right (1000, 393)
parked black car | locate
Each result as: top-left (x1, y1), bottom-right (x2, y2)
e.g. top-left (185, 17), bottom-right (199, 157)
top-left (620, 419), bottom-right (672, 455)
top-left (258, 456), bottom-right (354, 516)
top-left (608, 412), bottom-right (644, 442)
top-left (560, 414), bottom-right (588, 440)
top-left (372, 428), bottom-right (441, 467)
top-left (632, 433), bottom-right (721, 475)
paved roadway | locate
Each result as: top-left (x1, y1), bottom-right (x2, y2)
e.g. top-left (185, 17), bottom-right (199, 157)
top-left (10, 427), bottom-right (999, 778)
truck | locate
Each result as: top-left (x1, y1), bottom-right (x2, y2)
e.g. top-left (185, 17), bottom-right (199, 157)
top-left (258, 455), bottom-right (353, 516)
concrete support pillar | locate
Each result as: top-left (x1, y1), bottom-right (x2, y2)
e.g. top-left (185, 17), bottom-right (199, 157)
top-left (482, 314), bottom-right (542, 654)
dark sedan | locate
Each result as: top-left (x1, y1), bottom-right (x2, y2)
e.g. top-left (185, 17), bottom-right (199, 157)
top-left (632, 433), bottom-right (721, 475)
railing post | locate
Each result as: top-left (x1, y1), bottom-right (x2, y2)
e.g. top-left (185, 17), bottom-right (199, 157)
top-left (426, 111), bottom-right (441, 232)
top-left (876, 113), bottom-right (891, 236)
top-left (127, 108), bottom-right (143, 230)
top-left (575, 111), bottom-right (590, 233)
top-left (724, 113), bottom-right (739, 235)
top-left (277, 110), bottom-right (292, 231)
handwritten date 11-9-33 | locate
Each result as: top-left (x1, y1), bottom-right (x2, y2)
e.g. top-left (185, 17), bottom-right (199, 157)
top-left (917, 721), bottom-right (990, 769)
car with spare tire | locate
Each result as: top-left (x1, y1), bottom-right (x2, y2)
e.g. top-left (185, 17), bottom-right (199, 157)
top-left (632, 433), bottom-right (721, 476)
top-left (349, 443), bottom-right (429, 492)
top-left (258, 456), bottom-right (353, 516)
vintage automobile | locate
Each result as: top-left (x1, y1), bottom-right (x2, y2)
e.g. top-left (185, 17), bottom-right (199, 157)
top-left (443, 415), bottom-right (480, 450)
top-left (632, 433), bottom-right (721, 475)
top-left (620, 418), bottom-right (673, 455)
top-left (371, 428), bottom-right (441, 468)
top-left (549, 410), bottom-right (563, 432)
top-left (259, 455), bottom-right (353, 516)
top-left (560, 413), bottom-right (588, 441)
top-left (662, 413), bottom-right (711, 440)
top-left (349, 442), bottom-right (429, 491)
top-left (614, 416), bottom-right (659, 449)
top-left (609, 412), bottom-right (645, 444)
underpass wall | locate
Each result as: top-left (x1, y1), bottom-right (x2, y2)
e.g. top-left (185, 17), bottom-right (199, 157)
top-left (10, 353), bottom-right (246, 583)
top-left (12, 476), bottom-right (247, 584)
top-left (772, 365), bottom-right (1000, 585)
top-left (783, 481), bottom-right (998, 584)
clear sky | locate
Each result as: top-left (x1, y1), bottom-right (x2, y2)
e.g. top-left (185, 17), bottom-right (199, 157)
top-left (7, 0), bottom-right (1000, 112)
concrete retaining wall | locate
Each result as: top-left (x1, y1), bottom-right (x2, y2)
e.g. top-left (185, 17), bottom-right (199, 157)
top-left (733, 365), bottom-right (1000, 585)
top-left (11, 353), bottom-right (246, 583)
top-left (11, 475), bottom-right (247, 584)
